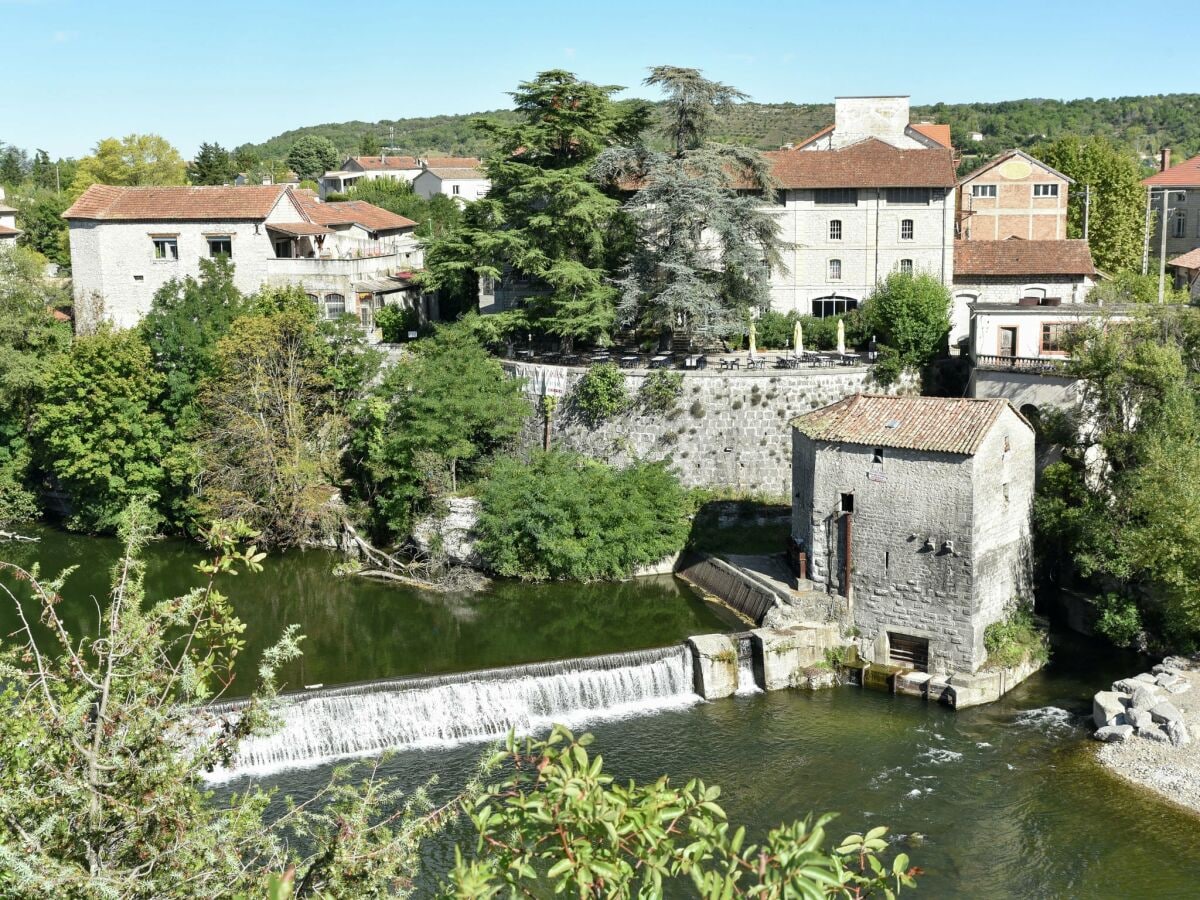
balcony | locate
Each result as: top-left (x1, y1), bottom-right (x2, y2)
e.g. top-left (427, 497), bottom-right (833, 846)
top-left (974, 354), bottom-right (1068, 374)
top-left (265, 252), bottom-right (403, 280)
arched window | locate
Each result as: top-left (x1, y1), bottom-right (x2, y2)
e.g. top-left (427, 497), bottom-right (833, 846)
top-left (899, 259), bottom-right (913, 275)
top-left (828, 258), bottom-right (842, 281)
top-left (323, 293), bottom-right (346, 319)
top-left (829, 219), bottom-right (842, 241)
top-left (811, 295), bottom-right (858, 318)
top-left (900, 219), bottom-right (914, 240)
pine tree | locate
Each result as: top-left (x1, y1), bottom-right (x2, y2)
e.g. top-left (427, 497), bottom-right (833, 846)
top-left (187, 141), bottom-right (235, 185)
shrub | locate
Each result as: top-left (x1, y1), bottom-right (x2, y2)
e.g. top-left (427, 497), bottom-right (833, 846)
top-left (638, 369), bottom-right (683, 413)
top-left (984, 600), bottom-right (1049, 668)
top-left (860, 272), bottom-right (951, 374)
top-left (1094, 592), bottom-right (1143, 648)
top-left (375, 304), bottom-right (423, 343)
top-left (571, 362), bottom-right (629, 423)
top-left (475, 451), bottom-right (691, 581)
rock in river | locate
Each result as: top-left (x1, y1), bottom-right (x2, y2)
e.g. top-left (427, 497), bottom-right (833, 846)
top-left (1093, 691), bottom-right (1128, 729)
top-left (1094, 724), bottom-right (1135, 743)
top-left (1151, 701), bottom-right (1184, 725)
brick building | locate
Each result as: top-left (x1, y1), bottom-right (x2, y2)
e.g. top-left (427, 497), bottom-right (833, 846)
top-left (956, 149), bottom-right (1072, 242)
top-left (1145, 151), bottom-right (1200, 298)
top-left (791, 394), bottom-right (1034, 675)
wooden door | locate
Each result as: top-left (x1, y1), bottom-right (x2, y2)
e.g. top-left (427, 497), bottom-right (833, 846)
top-left (998, 327), bottom-right (1017, 357)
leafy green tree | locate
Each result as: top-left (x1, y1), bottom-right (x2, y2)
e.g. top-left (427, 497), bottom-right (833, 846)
top-left (449, 726), bottom-right (919, 898)
top-left (194, 302), bottom-right (347, 546)
top-left (0, 246), bottom-right (71, 522)
top-left (1032, 135), bottom-right (1145, 274)
top-left (424, 70), bottom-right (649, 348)
top-left (286, 134), bottom-right (340, 180)
top-left (32, 328), bottom-right (169, 532)
top-left (354, 320), bottom-right (528, 538)
top-left (475, 451), bottom-right (690, 582)
top-left (1088, 269), bottom-right (1190, 305)
top-left (70, 134), bottom-right (187, 196)
top-left (232, 145), bottom-right (261, 174)
top-left (29, 149), bottom-right (57, 190)
top-left (139, 256), bottom-right (250, 419)
top-left (13, 188), bottom-right (71, 268)
top-left (359, 131), bottom-right (383, 156)
top-left (861, 272), bottom-right (951, 383)
top-left (187, 140), bottom-right (236, 185)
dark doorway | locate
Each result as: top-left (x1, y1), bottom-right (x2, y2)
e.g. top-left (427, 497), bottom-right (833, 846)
top-left (888, 633), bottom-right (929, 672)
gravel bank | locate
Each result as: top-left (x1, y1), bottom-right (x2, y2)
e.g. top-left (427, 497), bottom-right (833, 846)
top-left (1096, 658), bottom-right (1200, 815)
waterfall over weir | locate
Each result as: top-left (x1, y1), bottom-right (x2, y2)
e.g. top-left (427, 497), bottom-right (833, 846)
top-left (206, 645), bottom-right (697, 781)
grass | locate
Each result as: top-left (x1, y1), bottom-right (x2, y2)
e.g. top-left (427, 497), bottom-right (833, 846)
top-left (984, 601), bottom-right (1050, 669)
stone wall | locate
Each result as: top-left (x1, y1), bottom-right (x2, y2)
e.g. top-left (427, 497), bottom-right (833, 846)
top-left (507, 362), bottom-right (918, 496)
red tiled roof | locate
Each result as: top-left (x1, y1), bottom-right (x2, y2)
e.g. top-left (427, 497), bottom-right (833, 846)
top-left (0, 225), bottom-right (20, 236)
top-left (1169, 248), bottom-right (1200, 270)
top-left (266, 222), bottom-right (334, 236)
top-left (422, 166), bottom-right (485, 180)
top-left (63, 184), bottom-right (290, 220)
top-left (793, 393), bottom-right (1025, 455)
top-left (764, 139), bottom-right (957, 189)
top-left (295, 194), bottom-right (416, 232)
top-left (911, 123), bottom-right (952, 149)
top-left (1143, 154), bottom-right (1200, 187)
top-left (352, 155), bottom-right (421, 171)
top-left (954, 239), bottom-right (1096, 278)
top-left (423, 156), bottom-right (482, 168)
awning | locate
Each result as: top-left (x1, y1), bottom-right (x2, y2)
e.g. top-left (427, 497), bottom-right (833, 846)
top-left (353, 276), bottom-right (415, 294)
top-left (266, 222), bottom-right (334, 236)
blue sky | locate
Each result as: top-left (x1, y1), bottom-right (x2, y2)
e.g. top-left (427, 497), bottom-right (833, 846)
top-left (1, 0), bottom-right (1195, 159)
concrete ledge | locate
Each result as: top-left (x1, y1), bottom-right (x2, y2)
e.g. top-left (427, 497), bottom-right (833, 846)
top-left (687, 634), bottom-right (739, 699)
top-left (751, 624), bottom-right (839, 691)
top-left (677, 554), bottom-right (782, 625)
top-left (944, 654), bottom-right (1045, 709)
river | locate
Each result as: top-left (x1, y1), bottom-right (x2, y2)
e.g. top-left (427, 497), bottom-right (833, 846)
top-left (4, 527), bottom-right (1200, 897)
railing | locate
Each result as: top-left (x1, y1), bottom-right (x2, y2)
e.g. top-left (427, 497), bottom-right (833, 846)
top-left (265, 254), bottom-right (403, 279)
top-left (975, 354), bottom-right (1068, 374)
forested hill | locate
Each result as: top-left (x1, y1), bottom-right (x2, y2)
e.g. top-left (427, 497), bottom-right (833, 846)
top-left (239, 94), bottom-right (1200, 166)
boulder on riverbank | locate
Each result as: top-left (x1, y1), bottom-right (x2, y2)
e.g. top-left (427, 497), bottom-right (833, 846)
top-left (1094, 656), bottom-right (1200, 815)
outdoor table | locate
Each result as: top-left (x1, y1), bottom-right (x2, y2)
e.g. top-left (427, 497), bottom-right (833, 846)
top-left (747, 358), bottom-right (766, 370)
top-left (838, 353), bottom-right (859, 366)
top-left (684, 354), bottom-right (707, 369)
top-left (649, 354), bottom-right (671, 369)
top-left (619, 354), bottom-right (640, 368)
top-left (515, 349), bottom-right (535, 358)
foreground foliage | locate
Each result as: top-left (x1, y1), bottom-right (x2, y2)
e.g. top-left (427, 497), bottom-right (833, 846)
top-left (861, 273), bottom-right (951, 385)
top-left (448, 726), bottom-right (919, 898)
top-left (475, 451), bottom-right (691, 581)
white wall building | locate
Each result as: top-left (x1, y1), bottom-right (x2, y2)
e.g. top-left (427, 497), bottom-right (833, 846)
top-left (412, 164), bottom-right (490, 205)
top-left (64, 184), bottom-right (426, 333)
top-left (0, 187), bottom-right (20, 247)
top-left (750, 96), bottom-right (957, 316)
top-left (320, 155), bottom-right (487, 200)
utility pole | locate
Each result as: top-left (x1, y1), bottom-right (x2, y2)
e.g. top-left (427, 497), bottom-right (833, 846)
top-left (1082, 184), bottom-right (1090, 241)
top-left (1159, 190), bottom-right (1171, 304)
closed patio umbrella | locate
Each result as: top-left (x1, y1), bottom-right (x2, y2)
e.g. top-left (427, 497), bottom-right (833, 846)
top-left (793, 320), bottom-right (803, 357)
top-left (748, 321), bottom-right (757, 358)
top-left (836, 319), bottom-right (846, 355)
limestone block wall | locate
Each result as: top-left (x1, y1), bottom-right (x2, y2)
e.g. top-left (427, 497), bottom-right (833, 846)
top-left (507, 362), bottom-right (918, 496)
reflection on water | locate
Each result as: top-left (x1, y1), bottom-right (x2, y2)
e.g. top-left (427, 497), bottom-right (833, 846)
top-left (0, 525), bottom-right (732, 694)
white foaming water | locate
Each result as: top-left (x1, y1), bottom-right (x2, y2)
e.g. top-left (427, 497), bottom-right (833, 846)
top-left (204, 646), bottom-right (698, 781)
top-left (735, 641), bottom-right (761, 695)
top-left (1013, 706), bottom-right (1076, 734)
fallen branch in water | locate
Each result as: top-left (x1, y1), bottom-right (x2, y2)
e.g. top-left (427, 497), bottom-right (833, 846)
top-left (0, 530), bottom-right (39, 543)
top-left (339, 519), bottom-right (488, 593)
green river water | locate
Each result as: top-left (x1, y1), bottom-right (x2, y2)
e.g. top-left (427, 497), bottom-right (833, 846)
top-left (3, 527), bottom-right (1200, 897)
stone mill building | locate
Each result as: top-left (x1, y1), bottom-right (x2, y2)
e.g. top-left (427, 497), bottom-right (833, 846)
top-left (790, 394), bottom-right (1034, 676)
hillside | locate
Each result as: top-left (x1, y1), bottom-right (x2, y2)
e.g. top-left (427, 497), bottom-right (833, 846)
top-left (237, 93), bottom-right (1200, 169)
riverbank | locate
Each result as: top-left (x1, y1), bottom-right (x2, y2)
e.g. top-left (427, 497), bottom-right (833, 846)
top-left (1096, 656), bottom-right (1200, 817)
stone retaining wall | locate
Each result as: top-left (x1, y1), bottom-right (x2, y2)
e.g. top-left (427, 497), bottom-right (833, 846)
top-left (505, 362), bottom-right (918, 495)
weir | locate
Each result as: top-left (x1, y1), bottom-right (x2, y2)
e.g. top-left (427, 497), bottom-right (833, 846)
top-left (206, 645), bottom-right (697, 780)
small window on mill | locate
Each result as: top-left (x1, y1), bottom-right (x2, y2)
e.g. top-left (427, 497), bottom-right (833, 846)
top-left (1003, 436), bottom-right (1011, 453)
top-left (872, 447), bottom-right (884, 465)
top-left (840, 493), bottom-right (854, 514)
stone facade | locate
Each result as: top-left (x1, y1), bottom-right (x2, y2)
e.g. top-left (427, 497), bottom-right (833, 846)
top-left (791, 399), bottom-right (1034, 675)
top-left (508, 362), bottom-right (918, 496)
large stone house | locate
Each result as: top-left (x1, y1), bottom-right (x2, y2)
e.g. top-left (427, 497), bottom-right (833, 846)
top-left (757, 96), bottom-right (957, 316)
top-left (791, 394), bottom-right (1034, 676)
top-left (64, 184), bottom-right (425, 332)
top-left (1145, 150), bottom-right (1200, 299)
top-left (956, 149), bottom-right (1072, 242)
top-left (0, 187), bottom-right (19, 248)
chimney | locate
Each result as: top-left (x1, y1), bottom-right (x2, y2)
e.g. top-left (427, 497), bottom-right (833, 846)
top-left (1162, 148), bottom-right (1172, 172)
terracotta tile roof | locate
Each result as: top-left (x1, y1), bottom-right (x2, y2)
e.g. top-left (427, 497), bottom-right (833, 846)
top-left (911, 123), bottom-right (952, 148)
top-left (422, 156), bottom-right (482, 168)
top-left (266, 221), bottom-right (334, 236)
top-left (295, 194), bottom-right (417, 231)
top-left (792, 393), bottom-right (1025, 455)
top-left (954, 239), bottom-right (1096, 278)
top-left (0, 224), bottom-right (20, 236)
top-left (63, 184), bottom-right (290, 220)
top-left (422, 166), bottom-right (486, 180)
top-left (764, 139), bottom-right (957, 189)
top-left (957, 148), bottom-right (1073, 186)
top-left (791, 124), bottom-right (834, 148)
top-left (1143, 154), bottom-right (1200, 187)
top-left (1169, 248), bottom-right (1200, 270)
top-left (352, 155), bottom-right (421, 171)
